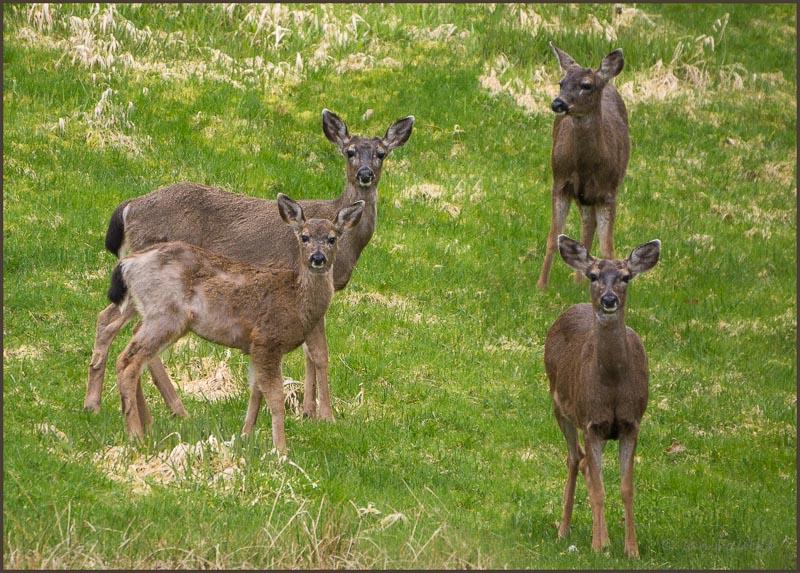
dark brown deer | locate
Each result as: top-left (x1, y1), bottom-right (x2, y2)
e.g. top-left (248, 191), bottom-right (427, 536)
top-left (109, 194), bottom-right (364, 452)
top-left (86, 109), bottom-right (414, 421)
top-left (544, 234), bottom-right (660, 558)
top-left (537, 43), bottom-right (629, 288)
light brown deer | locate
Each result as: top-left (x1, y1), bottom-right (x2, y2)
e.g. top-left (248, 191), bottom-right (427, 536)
top-left (537, 43), bottom-right (630, 288)
top-left (544, 234), bottom-right (660, 559)
top-left (86, 109), bottom-right (414, 421)
top-left (108, 194), bottom-right (364, 452)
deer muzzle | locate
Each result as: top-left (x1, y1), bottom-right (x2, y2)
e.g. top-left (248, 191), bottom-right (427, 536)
top-left (551, 98), bottom-right (569, 115)
top-left (600, 294), bottom-right (619, 313)
top-left (309, 252), bottom-right (327, 270)
top-left (356, 167), bottom-right (375, 186)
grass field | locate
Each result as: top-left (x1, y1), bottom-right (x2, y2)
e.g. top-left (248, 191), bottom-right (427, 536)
top-left (3, 3), bottom-right (796, 569)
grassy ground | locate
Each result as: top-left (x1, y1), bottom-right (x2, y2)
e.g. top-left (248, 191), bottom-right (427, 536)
top-left (3, 3), bottom-right (796, 569)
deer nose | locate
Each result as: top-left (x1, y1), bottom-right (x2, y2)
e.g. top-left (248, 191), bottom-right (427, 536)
top-left (310, 252), bottom-right (327, 269)
top-left (600, 294), bottom-right (619, 312)
top-left (551, 98), bottom-right (568, 114)
top-left (356, 167), bottom-right (375, 185)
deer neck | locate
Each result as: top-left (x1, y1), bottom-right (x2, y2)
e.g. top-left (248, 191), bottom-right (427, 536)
top-left (331, 182), bottom-right (378, 291)
top-left (341, 181), bottom-right (378, 234)
top-left (592, 310), bottom-right (630, 381)
top-left (298, 270), bottom-right (335, 333)
top-left (571, 111), bottom-right (609, 168)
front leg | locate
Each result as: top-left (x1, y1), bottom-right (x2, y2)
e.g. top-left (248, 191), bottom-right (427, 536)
top-left (304, 318), bottom-right (335, 422)
top-left (576, 204), bottom-right (597, 283)
top-left (619, 427), bottom-right (641, 558)
top-left (537, 187), bottom-right (572, 289)
top-left (301, 341), bottom-right (318, 419)
top-left (595, 200), bottom-right (616, 260)
top-left (583, 429), bottom-right (610, 552)
top-left (242, 360), bottom-right (263, 437)
top-left (248, 349), bottom-right (288, 454)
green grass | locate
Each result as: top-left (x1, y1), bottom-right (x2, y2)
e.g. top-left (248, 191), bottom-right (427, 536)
top-left (3, 3), bottom-right (796, 569)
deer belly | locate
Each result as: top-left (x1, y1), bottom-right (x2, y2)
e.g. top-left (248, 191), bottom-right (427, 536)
top-left (187, 296), bottom-right (251, 352)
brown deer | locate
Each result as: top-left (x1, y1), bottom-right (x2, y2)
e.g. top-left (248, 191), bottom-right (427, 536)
top-left (543, 234), bottom-right (660, 558)
top-left (108, 194), bottom-right (364, 452)
top-left (536, 43), bottom-right (630, 288)
top-left (86, 109), bottom-right (414, 421)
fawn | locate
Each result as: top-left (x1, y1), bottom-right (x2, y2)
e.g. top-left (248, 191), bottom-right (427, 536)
top-left (108, 194), bottom-right (364, 453)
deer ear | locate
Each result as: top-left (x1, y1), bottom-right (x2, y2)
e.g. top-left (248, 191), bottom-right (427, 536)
top-left (322, 109), bottom-right (350, 150)
top-left (626, 239), bottom-right (661, 277)
top-left (335, 200), bottom-right (365, 232)
top-left (550, 42), bottom-right (578, 71)
top-left (599, 49), bottom-right (624, 80)
top-left (557, 235), bottom-right (595, 274)
top-left (383, 115), bottom-right (415, 151)
top-left (277, 194), bottom-right (305, 230)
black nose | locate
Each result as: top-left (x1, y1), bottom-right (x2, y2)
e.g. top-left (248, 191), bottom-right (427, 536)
top-left (551, 98), bottom-right (568, 114)
top-left (310, 253), bottom-right (327, 267)
top-left (600, 294), bottom-right (618, 309)
top-left (357, 167), bottom-right (375, 184)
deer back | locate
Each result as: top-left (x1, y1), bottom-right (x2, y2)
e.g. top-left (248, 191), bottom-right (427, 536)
top-left (115, 182), bottom-right (373, 291)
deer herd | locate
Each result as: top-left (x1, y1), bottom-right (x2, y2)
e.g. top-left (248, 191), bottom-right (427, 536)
top-left (84, 44), bottom-right (660, 558)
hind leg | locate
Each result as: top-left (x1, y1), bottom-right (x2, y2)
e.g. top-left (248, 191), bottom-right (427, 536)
top-left (116, 322), bottom-right (182, 439)
top-left (85, 303), bottom-right (135, 413)
top-left (131, 321), bottom-right (188, 418)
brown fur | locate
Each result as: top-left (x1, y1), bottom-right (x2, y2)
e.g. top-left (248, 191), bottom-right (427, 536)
top-left (537, 44), bottom-right (630, 288)
top-left (113, 195), bottom-right (364, 453)
top-left (85, 110), bottom-right (414, 421)
top-left (544, 235), bottom-right (660, 559)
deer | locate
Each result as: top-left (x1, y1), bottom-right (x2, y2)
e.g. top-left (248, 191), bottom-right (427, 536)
top-left (536, 43), bottom-right (630, 289)
top-left (85, 109), bottom-right (414, 422)
top-left (108, 194), bottom-right (364, 452)
top-left (543, 234), bottom-right (660, 559)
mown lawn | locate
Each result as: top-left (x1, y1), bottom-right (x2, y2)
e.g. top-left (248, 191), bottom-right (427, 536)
top-left (3, 3), bottom-right (796, 569)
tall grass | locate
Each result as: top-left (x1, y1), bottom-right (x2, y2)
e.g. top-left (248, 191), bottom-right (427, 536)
top-left (4, 3), bottom-right (796, 569)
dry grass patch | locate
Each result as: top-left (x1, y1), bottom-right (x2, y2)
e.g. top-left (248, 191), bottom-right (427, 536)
top-left (93, 434), bottom-right (243, 495)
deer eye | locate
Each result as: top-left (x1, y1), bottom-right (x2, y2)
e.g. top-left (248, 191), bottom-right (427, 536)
top-left (589, 272), bottom-right (599, 282)
top-left (376, 149), bottom-right (386, 160)
top-left (621, 274), bottom-right (631, 283)
top-left (346, 148), bottom-right (356, 158)
top-left (327, 236), bottom-right (336, 245)
top-left (301, 234), bottom-right (310, 243)
top-left (580, 81), bottom-right (593, 90)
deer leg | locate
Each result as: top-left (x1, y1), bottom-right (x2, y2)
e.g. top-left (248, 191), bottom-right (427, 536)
top-left (556, 412), bottom-right (584, 540)
top-left (134, 373), bottom-right (153, 431)
top-left (595, 200), bottom-right (616, 260)
top-left (249, 352), bottom-right (288, 454)
top-left (583, 430), bottom-right (610, 551)
top-left (619, 426), bottom-right (641, 559)
top-left (85, 303), bottom-right (136, 413)
top-left (242, 360), bottom-right (264, 437)
top-left (537, 188), bottom-right (571, 289)
top-left (576, 204), bottom-right (597, 283)
top-left (301, 342), bottom-right (318, 420)
top-left (146, 356), bottom-right (189, 418)
top-left (117, 319), bottom-right (184, 439)
top-left (130, 321), bottom-right (188, 418)
top-left (116, 337), bottom-right (157, 439)
top-left (304, 318), bottom-right (334, 422)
